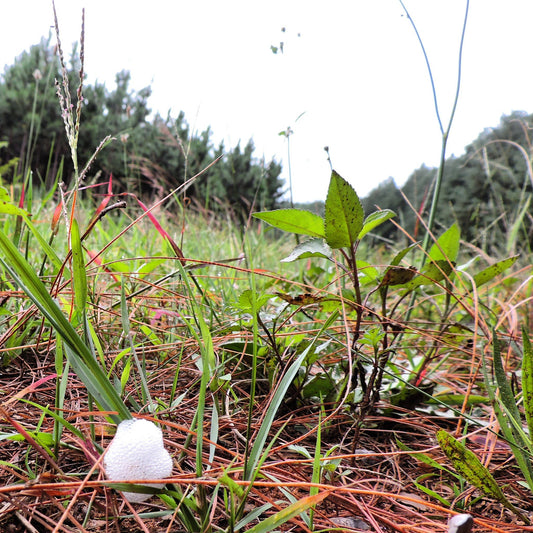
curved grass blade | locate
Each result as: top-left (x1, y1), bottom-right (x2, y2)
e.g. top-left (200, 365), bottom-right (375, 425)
top-left (244, 310), bottom-right (338, 480)
top-left (246, 491), bottom-right (329, 533)
top-left (522, 326), bottom-right (533, 440)
top-left (70, 217), bottom-right (87, 319)
top-left (0, 230), bottom-right (130, 422)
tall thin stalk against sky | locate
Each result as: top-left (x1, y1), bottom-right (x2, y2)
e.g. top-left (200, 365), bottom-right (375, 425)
top-left (399, 0), bottom-right (470, 262)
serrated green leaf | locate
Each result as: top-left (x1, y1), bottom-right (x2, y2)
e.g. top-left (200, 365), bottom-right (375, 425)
top-left (237, 289), bottom-right (272, 312)
top-left (253, 209), bottom-right (325, 238)
top-left (281, 238), bottom-right (332, 262)
top-left (429, 223), bottom-right (460, 263)
top-left (472, 255), bottom-right (519, 288)
top-left (358, 209), bottom-right (396, 240)
top-left (324, 170), bottom-right (364, 249)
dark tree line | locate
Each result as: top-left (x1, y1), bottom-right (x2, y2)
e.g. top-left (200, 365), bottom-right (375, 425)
top-left (0, 37), bottom-right (284, 214)
top-left (362, 111), bottom-right (533, 253)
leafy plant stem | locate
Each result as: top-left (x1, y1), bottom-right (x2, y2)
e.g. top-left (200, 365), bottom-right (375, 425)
top-left (348, 245), bottom-right (363, 343)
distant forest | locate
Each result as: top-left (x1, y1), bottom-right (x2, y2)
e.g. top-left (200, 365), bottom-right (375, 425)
top-left (0, 37), bottom-right (284, 216)
top-left (296, 112), bottom-right (533, 254)
top-left (357, 111), bottom-right (533, 254)
top-left (1, 39), bottom-right (532, 251)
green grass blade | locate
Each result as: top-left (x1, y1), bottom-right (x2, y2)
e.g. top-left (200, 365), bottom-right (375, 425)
top-left (0, 229), bottom-right (130, 422)
top-left (244, 310), bottom-right (338, 480)
top-left (482, 337), bottom-right (533, 490)
top-left (71, 217), bottom-right (87, 318)
top-left (246, 491), bottom-right (329, 533)
top-left (522, 326), bottom-right (533, 439)
top-left (492, 335), bottom-right (523, 429)
top-left (120, 280), bottom-right (152, 409)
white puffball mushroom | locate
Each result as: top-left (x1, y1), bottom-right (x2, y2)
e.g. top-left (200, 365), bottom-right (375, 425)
top-left (104, 418), bottom-right (173, 503)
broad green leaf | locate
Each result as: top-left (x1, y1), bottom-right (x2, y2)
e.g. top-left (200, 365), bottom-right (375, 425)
top-left (301, 374), bottom-right (335, 399)
top-left (357, 260), bottom-right (380, 285)
top-left (358, 209), bottom-right (396, 240)
top-left (0, 186), bottom-right (28, 216)
top-left (253, 209), bottom-right (325, 238)
top-left (402, 259), bottom-right (454, 290)
top-left (324, 170), bottom-right (364, 249)
top-left (389, 242), bottom-right (419, 267)
top-left (237, 289), bottom-right (272, 312)
top-left (522, 326), bottom-right (533, 441)
top-left (472, 255), bottom-right (519, 288)
top-left (380, 265), bottom-right (417, 287)
top-left (429, 223), bottom-right (460, 263)
top-left (71, 218), bottom-right (87, 316)
top-left (281, 238), bottom-right (333, 262)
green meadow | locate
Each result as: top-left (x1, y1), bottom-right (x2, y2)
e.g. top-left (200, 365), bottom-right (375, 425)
top-left (0, 3), bottom-right (532, 532)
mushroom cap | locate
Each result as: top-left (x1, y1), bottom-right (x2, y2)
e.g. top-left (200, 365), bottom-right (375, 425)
top-left (104, 418), bottom-right (173, 503)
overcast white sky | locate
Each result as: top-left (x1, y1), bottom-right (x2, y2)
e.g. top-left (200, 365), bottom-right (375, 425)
top-left (2, 1), bottom-right (533, 202)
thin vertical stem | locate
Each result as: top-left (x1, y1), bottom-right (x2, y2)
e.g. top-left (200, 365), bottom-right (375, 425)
top-left (398, 0), bottom-right (470, 264)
